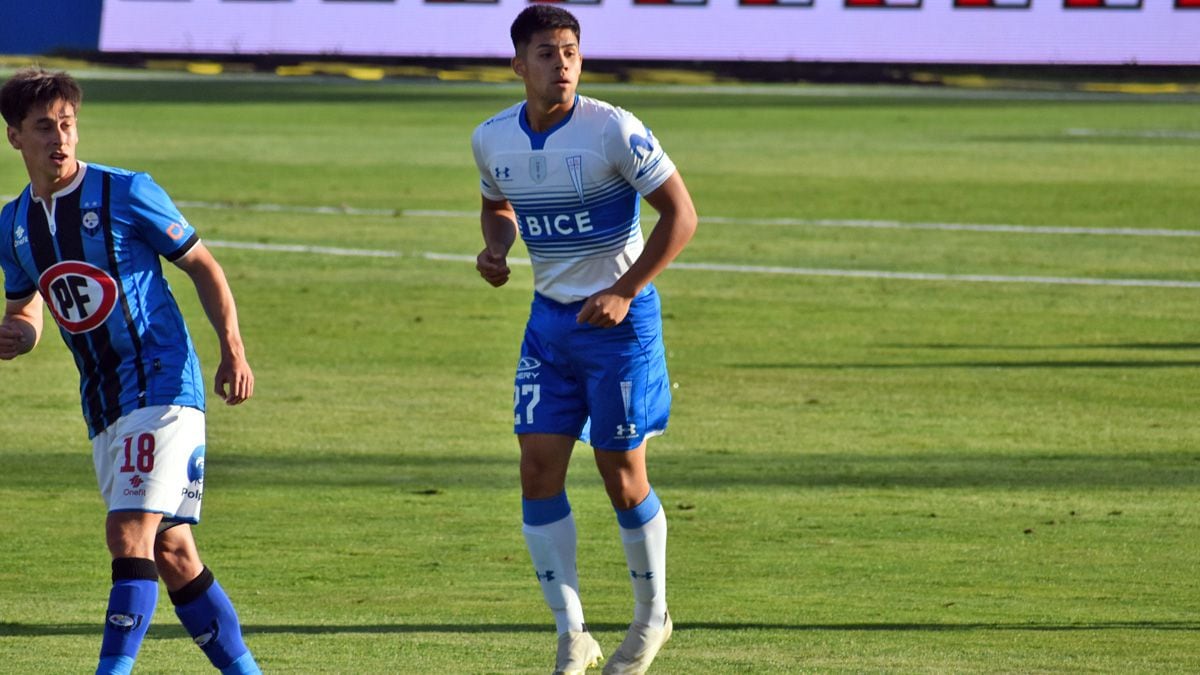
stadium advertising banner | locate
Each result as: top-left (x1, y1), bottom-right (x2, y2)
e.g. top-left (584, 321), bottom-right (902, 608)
top-left (98, 0), bottom-right (1200, 65)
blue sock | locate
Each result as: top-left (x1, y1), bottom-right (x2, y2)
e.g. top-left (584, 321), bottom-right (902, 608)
top-left (170, 567), bottom-right (259, 673)
top-left (97, 558), bottom-right (159, 675)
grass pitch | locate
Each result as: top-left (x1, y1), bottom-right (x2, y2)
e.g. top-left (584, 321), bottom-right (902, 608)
top-left (1, 73), bottom-right (1198, 673)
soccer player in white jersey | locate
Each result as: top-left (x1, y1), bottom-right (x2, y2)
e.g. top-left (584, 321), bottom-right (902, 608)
top-left (472, 6), bottom-right (698, 673)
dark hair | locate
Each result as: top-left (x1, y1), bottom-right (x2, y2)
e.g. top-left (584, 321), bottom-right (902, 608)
top-left (510, 5), bottom-right (581, 53)
top-left (0, 68), bottom-right (83, 128)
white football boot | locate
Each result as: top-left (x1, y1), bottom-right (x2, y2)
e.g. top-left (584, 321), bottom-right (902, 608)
top-left (602, 613), bottom-right (673, 675)
top-left (554, 629), bottom-right (603, 674)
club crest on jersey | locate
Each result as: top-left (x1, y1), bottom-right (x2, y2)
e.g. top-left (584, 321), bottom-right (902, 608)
top-left (37, 260), bottom-right (119, 334)
top-left (82, 210), bottom-right (101, 231)
top-left (529, 156), bottom-right (548, 184)
top-left (565, 155), bottom-right (585, 204)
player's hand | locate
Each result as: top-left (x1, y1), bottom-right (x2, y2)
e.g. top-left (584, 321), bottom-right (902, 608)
top-left (476, 249), bottom-right (511, 287)
top-left (0, 323), bottom-right (28, 360)
top-left (576, 290), bottom-right (633, 328)
top-left (214, 356), bottom-right (254, 406)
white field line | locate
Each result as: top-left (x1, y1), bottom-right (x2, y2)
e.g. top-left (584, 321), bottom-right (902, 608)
top-left (173, 200), bottom-right (1200, 238)
top-left (210, 243), bottom-right (1200, 289)
top-left (1065, 127), bottom-right (1200, 141)
top-left (4, 195), bottom-right (1191, 287)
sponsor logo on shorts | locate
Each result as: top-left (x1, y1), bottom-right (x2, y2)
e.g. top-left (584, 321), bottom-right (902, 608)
top-left (516, 356), bottom-right (541, 381)
top-left (615, 423), bottom-right (640, 440)
top-left (126, 475), bottom-right (146, 495)
top-left (181, 487), bottom-right (203, 500)
top-left (188, 445), bottom-right (206, 483)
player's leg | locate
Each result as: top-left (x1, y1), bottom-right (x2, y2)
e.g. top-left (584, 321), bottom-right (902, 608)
top-left (594, 446), bottom-right (671, 675)
top-left (580, 288), bottom-right (672, 674)
top-left (98, 512), bottom-right (163, 675)
top-left (521, 433), bottom-right (602, 674)
top-left (156, 525), bottom-right (261, 674)
top-left (516, 294), bottom-right (602, 671)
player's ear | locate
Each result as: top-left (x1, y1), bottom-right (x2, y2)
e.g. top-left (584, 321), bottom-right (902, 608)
top-left (511, 55), bottom-right (526, 78)
top-left (6, 126), bottom-right (20, 150)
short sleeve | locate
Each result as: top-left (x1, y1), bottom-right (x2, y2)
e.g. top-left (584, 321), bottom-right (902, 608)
top-left (604, 109), bottom-right (677, 197)
top-left (472, 125), bottom-right (506, 202)
top-left (128, 173), bottom-right (199, 262)
top-left (0, 201), bottom-right (36, 300)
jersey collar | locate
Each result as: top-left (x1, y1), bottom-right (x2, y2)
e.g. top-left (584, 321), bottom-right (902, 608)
top-left (519, 95), bottom-right (578, 151)
top-left (30, 160), bottom-right (88, 205)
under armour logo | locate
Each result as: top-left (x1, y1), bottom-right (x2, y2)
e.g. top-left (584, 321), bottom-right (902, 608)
top-left (615, 423), bottom-right (639, 439)
top-left (494, 166), bottom-right (511, 180)
top-left (630, 570), bottom-right (654, 580)
top-left (535, 569), bottom-right (555, 582)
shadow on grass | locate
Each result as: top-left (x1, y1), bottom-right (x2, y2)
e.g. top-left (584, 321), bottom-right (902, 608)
top-left (880, 342), bottom-right (1200, 352)
top-left (4, 447), bottom-right (1200, 490)
top-left (4, 620), bottom-right (1198, 638)
top-left (732, 359), bottom-right (1200, 370)
top-left (734, 341), bottom-right (1200, 370)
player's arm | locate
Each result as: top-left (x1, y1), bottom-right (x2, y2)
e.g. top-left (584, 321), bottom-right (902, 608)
top-left (576, 171), bottom-right (697, 327)
top-left (173, 242), bottom-right (254, 405)
top-left (0, 293), bottom-right (44, 360)
top-left (477, 195), bottom-right (519, 288)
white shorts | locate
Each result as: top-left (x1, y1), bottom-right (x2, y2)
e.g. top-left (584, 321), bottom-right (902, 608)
top-left (93, 404), bottom-right (206, 525)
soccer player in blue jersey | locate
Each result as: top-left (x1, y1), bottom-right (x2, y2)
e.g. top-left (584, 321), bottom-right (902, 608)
top-left (0, 68), bottom-right (261, 675)
top-left (472, 7), bottom-right (698, 673)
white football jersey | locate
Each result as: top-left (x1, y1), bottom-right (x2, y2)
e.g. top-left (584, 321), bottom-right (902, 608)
top-left (472, 95), bottom-right (677, 304)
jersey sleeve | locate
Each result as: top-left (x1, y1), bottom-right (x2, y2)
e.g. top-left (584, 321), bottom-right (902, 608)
top-left (604, 109), bottom-right (677, 197)
top-left (471, 124), bottom-right (507, 202)
top-left (128, 173), bottom-right (200, 262)
top-left (0, 201), bottom-right (36, 300)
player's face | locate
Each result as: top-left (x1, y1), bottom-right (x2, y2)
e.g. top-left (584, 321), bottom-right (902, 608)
top-left (514, 28), bottom-right (582, 110)
top-left (6, 98), bottom-right (79, 196)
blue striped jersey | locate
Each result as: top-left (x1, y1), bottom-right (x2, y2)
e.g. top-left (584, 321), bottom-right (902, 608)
top-left (471, 95), bottom-right (677, 303)
top-left (0, 162), bottom-right (205, 438)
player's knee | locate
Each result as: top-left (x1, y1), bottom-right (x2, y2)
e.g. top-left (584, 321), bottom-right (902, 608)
top-left (105, 514), bottom-right (159, 558)
top-left (520, 458), bottom-right (569, 496)
top-left (601, 472), bottom-right (649, 510)
top-left (154, 540), bottom-right (202, 582)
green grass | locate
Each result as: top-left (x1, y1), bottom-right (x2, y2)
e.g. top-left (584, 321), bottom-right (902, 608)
top-left (1, 73), bottom-right (1199, 673)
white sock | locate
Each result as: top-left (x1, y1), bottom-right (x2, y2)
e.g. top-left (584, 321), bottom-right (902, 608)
top-left (618, 505), bottom-right (668, 628)
top-left (523, 512), bottom-right (587, 635)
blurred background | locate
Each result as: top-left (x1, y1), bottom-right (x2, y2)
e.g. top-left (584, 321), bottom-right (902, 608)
top-left (1, 0), bottom-right (1197, 84)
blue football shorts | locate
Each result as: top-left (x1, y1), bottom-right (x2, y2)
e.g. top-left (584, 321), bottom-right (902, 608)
top-left (513, 285), bottom-right (672, 451)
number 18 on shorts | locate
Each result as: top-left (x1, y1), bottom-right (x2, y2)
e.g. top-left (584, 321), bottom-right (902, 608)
top-left (92, 405), bottom-right (207, 525)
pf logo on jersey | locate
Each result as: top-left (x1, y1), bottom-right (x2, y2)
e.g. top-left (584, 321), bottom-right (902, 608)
top-left (37, 261), bottom-right (119, 334)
